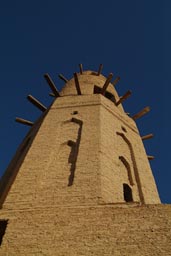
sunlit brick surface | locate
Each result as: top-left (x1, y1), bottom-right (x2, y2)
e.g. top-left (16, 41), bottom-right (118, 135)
top-left (0, 71), bottom-right (169, 255)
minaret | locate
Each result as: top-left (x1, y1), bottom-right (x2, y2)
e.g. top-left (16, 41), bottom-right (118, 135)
top-left (0, 65), bottom-right (170, 255)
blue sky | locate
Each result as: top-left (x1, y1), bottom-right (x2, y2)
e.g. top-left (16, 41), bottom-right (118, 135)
top-left (0, 0), bottom-right (170, 203)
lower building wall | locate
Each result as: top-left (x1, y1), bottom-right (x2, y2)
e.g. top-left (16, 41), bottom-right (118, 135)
top-left (0, 204), bottom-right (171, 256)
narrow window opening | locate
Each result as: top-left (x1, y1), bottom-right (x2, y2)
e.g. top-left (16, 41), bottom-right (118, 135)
top-left (94, 85), bottom-right (101, 94)
top-left (105, 91), bottom-right (115, 102)
top-left (71, 111), bottom-right (78, 115)
top-left (94, 85), bottom-right (116, 103)
top-left (0, 220), bottom-right (8, 246)
top-left (121, 126), bottom-right (127, 133)
top-left (123, 183), bottom-right (133, 202)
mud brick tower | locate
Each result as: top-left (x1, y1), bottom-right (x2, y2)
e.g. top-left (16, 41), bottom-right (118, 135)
top-left (0, 65), bottom-right (171, 255)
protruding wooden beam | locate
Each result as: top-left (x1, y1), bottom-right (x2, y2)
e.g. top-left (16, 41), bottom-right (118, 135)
top-left (15, 117), bottom-right (33, 126)
top-left (79, 64), bottom-right (83, 74)
top-left (74, 72), bottom-right (82, 95)
top-left (49, 92), bottom-right (55, 97)
top-left (27, 95), bottom-right (47, 112)
top-left (132, 107), bottom-right (150, 120)
top-left (97, 64), bottom-right (103, 76)
top-left (112, 76), bottom-right (120, 87)
top-left (147, 155), bottom-right (155, 160)
top-left (101, 73), bottom-right (113, 95)
top-left (116, 90), bottom-right (132, 106)
top-left (58, 74), bottom-right (68, 83)
top-left (141, 133), bottom-right (154, 140)
top-left (44, 73), bottom-right (60, 97)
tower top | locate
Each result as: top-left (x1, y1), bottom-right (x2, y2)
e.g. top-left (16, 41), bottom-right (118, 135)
top-left (59, 69), bottom-right (124, 112)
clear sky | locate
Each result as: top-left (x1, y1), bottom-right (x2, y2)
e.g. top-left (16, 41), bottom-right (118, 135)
top-left (0, 0), bottom-right (170, 203)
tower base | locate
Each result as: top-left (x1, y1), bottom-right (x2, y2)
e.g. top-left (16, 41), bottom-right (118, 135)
top-left (0, 204), bottom-right (171, 255)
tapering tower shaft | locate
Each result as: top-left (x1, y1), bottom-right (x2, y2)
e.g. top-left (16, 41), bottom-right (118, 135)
top-left (1, 68), bottom-right (170, 256)
top-left (0, 71), bottom-right (160, 210)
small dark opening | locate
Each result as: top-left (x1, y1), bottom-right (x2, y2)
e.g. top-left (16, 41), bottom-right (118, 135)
top-left (121, 126), bottom-right (127, 133)
top-left (123, 183), bottom-right (133, 202)
top-left (71, 111), bottom-right (78, 115)
top-left (94, 85), bottom-right (116, 103)
top-left (94, 85), bottom-right (101, 94)
top-left (0, 220), bottom-right (8, 246)
top-left (105, 91), bottom-right (116, 102)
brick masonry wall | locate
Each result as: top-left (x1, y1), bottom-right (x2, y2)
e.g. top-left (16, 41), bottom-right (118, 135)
top-left (99, 96), bottom-right (160, 204)
top-left (1, 94), bottom-right (160, 210)
top-left (0, 71), bottom-right (166, 255)
top-left (0, 204), bottom-right (171, 255)
top-left (2, 96), bottom-right (102, 209)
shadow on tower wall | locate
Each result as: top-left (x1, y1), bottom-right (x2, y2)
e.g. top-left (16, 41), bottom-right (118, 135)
top-left (67, 118), bottom-right (83, 186)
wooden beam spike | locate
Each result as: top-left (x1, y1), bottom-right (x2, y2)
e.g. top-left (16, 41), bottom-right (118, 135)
top-left (101, 73), bottom-right (113, 95)
top-left (15, 117), bottom-right (33, 126)
top-left (44, 73), bottom-right (60, 97)
top-left (132, 106), bottom-right (150, 120)
top-left (49, 92), bottom-right (55, 97)
top-left (58, 74), bottom-right (68, 83)
top-left (112, 76), bottom-right (120, 87)
top-left (116, 90), bottom-right (132, 106)
top-left (97, 64), bottom-right (103, 75)
top-left (141, 133), bottom-right (154, 140)
top-left (27, 95), bottom-right (47, 112)
top-left (79, 64), bottom-right (83, 74)
top-left (147, 155), bottom-right (155, 160)
top-left (74, 73), bottom-right (82, 95)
